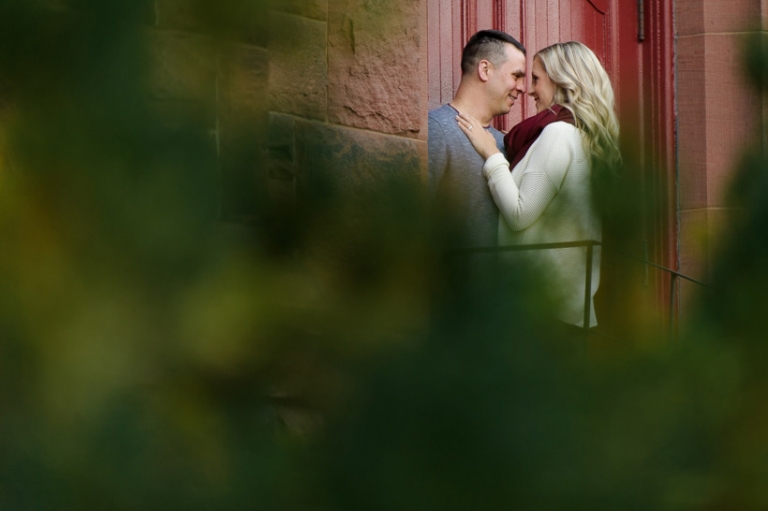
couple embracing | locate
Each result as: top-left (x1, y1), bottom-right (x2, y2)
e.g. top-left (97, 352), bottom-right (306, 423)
top-left (428, 30), bottom-right (621, 330)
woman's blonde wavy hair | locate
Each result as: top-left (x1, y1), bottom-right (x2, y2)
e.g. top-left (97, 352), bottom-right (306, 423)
top-left (536, 41), bottom-right (621, 173)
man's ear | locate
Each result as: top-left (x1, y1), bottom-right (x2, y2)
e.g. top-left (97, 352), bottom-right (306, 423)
top-left (477, 59), bottom-right (492, 82)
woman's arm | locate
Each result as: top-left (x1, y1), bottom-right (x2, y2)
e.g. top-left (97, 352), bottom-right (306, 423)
top-left (485, 124), bottom-right (574, 231)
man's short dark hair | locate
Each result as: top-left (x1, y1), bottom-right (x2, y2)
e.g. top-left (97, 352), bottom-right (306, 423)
top-left (461, 30), bottom-right (526, 75)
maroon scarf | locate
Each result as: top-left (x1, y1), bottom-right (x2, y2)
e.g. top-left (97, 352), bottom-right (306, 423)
top-left (504, 104), bottom-right (576, 169)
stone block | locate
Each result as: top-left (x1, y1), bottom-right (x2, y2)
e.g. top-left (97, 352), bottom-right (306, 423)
top-left (327, 0), bottom-right (425, 137)
top-left (677, 0), bottom-right (763, 35)
top-left (764, 1), bottom-right (768, 30)
top-left (155, 0), bottom-right (269, 47)
top-left (678, 207), bottom-right (739, 316)
top-left (295, 119), bottom-right (420, 193)
top-left (294, 119), bottom-right (421, 227)
top-left (702, 0), bottom-right (763, 33)
top-left (293, 120), bottom-right (424, 271)
top-left (268, 12), bottom-right (328, 120)
top-left (53, 1), bottom-right (155, 24)
top-left (678, 278), bottom-right (708, 322)
top-left (678, 208), bottom-right (711, 292)
top-left (151, 98), bottom-right (216, 134)
top-left (675, 0), bottom-right (705, 36)
top-left (679, 207), bottom-right (738, 280)
top-left (260, 176), bottom-right (298, 254)
top-left (154, 0), bottom-right (200, 30)
top-left (677, 35), bottom-right (708, 210)
top-left (218, 44), bottom-right (269, 129)
top-left (270, 0), bottom-right (327, 21)
top-left (266, 176), bottom-right (296, 209)
top-left (677, 33), bottom-right (762, 209)
top-left (143, 98), bottom-right (219, 221)
top-left (217, 44), bottom-right (270, 220)
top-left (267, 112), bottom-right (296, 181)
top-left (702, 34), bottom-right (761, 207)
top-left (147, 29), bottom-right (217, 103)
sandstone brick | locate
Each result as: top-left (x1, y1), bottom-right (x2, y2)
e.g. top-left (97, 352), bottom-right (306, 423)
top-left (265, 177), bottom-right (296, 226)
top-left (154, 0), bottom-right (200, 30)
top-left (327, 0), bottom-right (424, 137)
top-left (268, 12), bottom-right (327, 120)
top-left (677, 207), bottom-right (739, 316)
top-left (267, 112), bottom-right (296, 181)
top-left (259, 176), bottom-right (298, 254)
top-left (674, 0), bottom-right (704, 37)
top-left (218, 44), bottom-right (269, 127)
top-left (678, 209), bottom-right (712, 283)
top-left (51, 1), bottom-right (155, 24)
top-left (677, 207), bottom-right (711, 317)
top-left (677, 33), bottom-right (761, 209)
top-left (155, 0), bottom-right (269, 47)
top-left (676, 35), bottom-right (708, 210)
top-left (147, 29), bottom-right (217, 103)
top-left (764, 0), bottom-right (768, 30)
top-left (702, 0), bottom-right (763, 33)
top-left (151, 98), bottom-right (216, 134)
top-left (217, 44), bottom-right (269, 220)
top-left (702, 34), bottom-right (762, 208)
top-left (293, 120), bottom-right (425, 284)
top-left (242, 1), bottom-right (270, 48)
top-left (266, 176), bottom-right (295, 208)
top-left (270, 0), bottom-right (327, 21)
top-left (677, 0), bottom-right (763, 35)
top-left (145, 99), bottom-right (220, 220)
top-left (294, 119), bottom-right (421, 213)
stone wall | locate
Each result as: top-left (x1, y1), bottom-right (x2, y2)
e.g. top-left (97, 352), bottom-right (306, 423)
top-left (147, 0), bottom-right (270, 220)
top-left (265, 0), bottom-right (429, 243)
top-left (145, 0), bottom-right (428, 233)
top-left (675, 0), bottom-right (768, 309)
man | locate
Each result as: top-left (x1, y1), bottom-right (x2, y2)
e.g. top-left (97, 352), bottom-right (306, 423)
top-left (429, 30), bottom-right (526, 249)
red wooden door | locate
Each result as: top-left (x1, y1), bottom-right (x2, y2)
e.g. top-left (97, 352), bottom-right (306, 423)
top-left (427, 0), bottom-right (624, 131)
top-left (427, 0), bottom-right (677, 336)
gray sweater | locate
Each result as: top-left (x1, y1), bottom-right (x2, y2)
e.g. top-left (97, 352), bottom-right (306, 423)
top-left (428, 104), bottom-right (504, 249)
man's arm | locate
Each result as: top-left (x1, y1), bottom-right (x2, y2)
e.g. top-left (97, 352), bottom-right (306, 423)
top-left (427, 115), bottom-right (448, 198)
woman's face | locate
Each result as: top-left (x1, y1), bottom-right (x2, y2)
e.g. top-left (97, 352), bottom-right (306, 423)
top-left (529, 56), bottom-right (556, 113)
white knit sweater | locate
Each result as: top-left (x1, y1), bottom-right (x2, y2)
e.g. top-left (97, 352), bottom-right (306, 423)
top-left (483, 122), bottom-right (601, 327)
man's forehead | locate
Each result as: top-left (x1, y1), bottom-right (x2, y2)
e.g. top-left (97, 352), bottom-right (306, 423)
top-left (501, 44), bottom-right (526, 71)
top-left (502, 43), bottom-right (525, 56)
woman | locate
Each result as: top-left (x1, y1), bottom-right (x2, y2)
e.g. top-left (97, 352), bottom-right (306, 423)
top-left (456, 41), bottom-right (620, 328)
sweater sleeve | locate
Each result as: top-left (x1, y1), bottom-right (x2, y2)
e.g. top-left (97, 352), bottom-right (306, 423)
top-left (427, 115), bottom-right (448, 199)
top-left (483, 123), bottom-right (574, 231)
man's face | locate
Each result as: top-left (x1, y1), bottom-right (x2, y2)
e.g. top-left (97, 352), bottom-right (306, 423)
top-left (486, 44), bottom-right (527, 116)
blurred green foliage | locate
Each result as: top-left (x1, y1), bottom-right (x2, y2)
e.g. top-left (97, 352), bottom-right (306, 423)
top-left (1, 1), bottom-right (768, 510)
